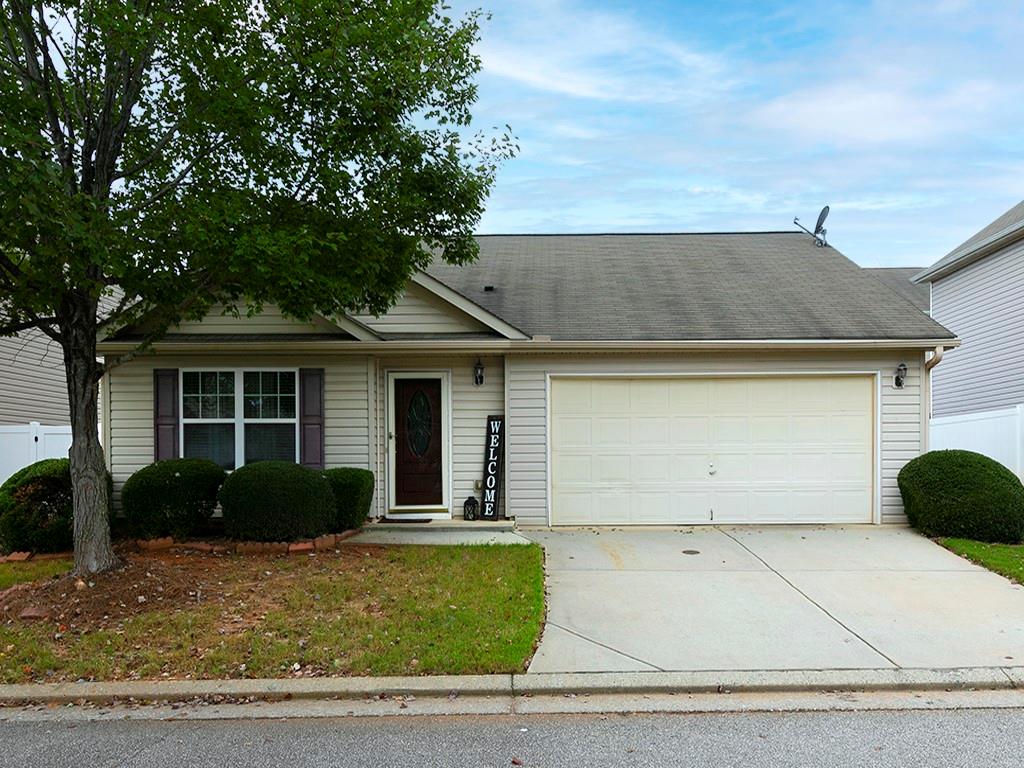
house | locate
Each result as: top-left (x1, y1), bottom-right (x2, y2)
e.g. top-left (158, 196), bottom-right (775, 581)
top-left (0, 329), bottom-right (74, 482)
top-left (864, 268), bottom-right (931, 314)
top-left (914, 200), bottom-right (1024, 478)
top-left (96, 232), bottom-right (956, 526)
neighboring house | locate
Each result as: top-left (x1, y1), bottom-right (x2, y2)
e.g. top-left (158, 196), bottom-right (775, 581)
top-left (864, 268), bottom-right (931, 313)
top-left (914, 200), bottom-right (1024, 478)
top-left (97, 232), bottom-right (956, 526)
top-left (0, 329), bottom-right (74, 482)
top-left (0, 328), bottom-right (69, 426)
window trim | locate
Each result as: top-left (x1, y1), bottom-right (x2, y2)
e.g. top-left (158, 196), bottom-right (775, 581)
top-left (179, 368), bottom-right (300, 469)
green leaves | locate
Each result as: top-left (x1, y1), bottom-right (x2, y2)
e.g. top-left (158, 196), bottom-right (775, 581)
top-left (0, 0), bottom-right (514, 343)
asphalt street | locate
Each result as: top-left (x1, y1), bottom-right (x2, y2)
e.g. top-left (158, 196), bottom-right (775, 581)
top-left (1, 706), bottom-right (1022, 767)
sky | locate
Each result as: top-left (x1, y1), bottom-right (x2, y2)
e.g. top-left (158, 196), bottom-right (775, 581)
top-left (456, 0), bottom-right (1024, 267)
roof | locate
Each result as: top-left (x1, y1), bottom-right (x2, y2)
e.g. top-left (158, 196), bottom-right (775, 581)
top-left (863, 267), bottom-right (930, 312)
top-left (915, 200), bottom-right (1024, 283)
top-left (426, 233), bottom-right (954, 342)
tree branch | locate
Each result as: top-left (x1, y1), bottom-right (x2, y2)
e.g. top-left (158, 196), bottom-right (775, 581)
top-left (0, 316), bottom-right (58, 335)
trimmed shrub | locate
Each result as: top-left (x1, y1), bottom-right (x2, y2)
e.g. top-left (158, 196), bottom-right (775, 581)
top-left (0, 458), bottom-right (73, 553)
top-left (324, 468), bottom-right (374, 531)
top-left (898, 450), bottom-right (1024, 543)
top-left (219, 461), bottom-right (334, 541)
top-left (121, 459), bottom-right (226, 539)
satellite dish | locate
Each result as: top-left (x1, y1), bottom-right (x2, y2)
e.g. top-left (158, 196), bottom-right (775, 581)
top-left (814, 205), bottom-right (829, 236)
top-left (793, 204), bottom-right (830, 247)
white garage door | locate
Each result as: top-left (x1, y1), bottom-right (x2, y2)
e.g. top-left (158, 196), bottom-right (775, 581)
top-left (550, 376), bottom-right (875, 525)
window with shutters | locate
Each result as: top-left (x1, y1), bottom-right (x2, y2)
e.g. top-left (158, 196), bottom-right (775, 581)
top-left (180, 369), bottom-right (298, 469)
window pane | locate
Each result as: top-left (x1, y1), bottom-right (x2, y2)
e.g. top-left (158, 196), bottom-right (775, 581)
top-left (184, 424), bottom-right (235, 469)
top-left (244, 396), bottom-right (260, 419)
top-left (200, 394), bottom-right (218, 419)
top-left (218, 395), bottom-right (235, 419)
top-left (261, 372), bottom-right (278, 394)
top-left (201, 372), bottom-right (218, 393)
top-left (218, 372), bottom-right (235, 393)
top-left (245, 424), bottom-right (295, 464)
top-left (279, 395), bottom-right (295, 419)
top-left (262, 396), bottom-right (279, 419)
top-left (183, 371), bottom-right (200, 395)
top-left (182, 395), bottom-right (201, 419)
top-left (244, 372), bottom-right (259, 395)
top-left (279, 374), bottom-right (295, 395)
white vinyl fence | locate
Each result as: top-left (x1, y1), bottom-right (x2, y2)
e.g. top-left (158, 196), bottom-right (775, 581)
top-left (930, 405), bottom-right (1024, 479)
top-left (0, 422), bottom-right (73, 484)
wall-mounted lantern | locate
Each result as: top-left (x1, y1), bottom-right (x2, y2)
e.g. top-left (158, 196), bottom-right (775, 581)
top-left (473, 358), bottom-right (485, 387)
top-left (894, 363), bottom-right (908, 389)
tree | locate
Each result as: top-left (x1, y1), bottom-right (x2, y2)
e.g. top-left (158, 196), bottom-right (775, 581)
top-left (0, 0), bottom-right (514, 574)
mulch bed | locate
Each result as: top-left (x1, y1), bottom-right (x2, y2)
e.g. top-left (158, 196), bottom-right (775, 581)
top-left (0, 544), bottom-right (387, 631)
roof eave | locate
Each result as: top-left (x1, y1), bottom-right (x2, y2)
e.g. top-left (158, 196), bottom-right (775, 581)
top-left (97, 336), bottom-right (960, 355)
top-left (914, 221), bottom-right (1024, 283)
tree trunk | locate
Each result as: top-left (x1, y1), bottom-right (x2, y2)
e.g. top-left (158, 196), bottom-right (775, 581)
top-left (61, 304), bottom-right (119, 575)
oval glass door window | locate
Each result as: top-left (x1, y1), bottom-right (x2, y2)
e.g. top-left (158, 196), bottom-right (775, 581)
top-left (407, 390), bottom-right (433, 457)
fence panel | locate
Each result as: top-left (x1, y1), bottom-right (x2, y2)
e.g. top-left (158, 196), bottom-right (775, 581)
top-left (0, 422), bottom-right (73, 483)
top-left (930, 405), bottom-right (1024, 479)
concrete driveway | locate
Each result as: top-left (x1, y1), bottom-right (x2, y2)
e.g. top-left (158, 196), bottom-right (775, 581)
top-left (523, 526), bottom-right (1024, 673)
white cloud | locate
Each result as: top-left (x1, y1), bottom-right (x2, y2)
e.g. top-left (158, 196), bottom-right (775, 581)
top-left (475, 0), bottom-right (731, 104)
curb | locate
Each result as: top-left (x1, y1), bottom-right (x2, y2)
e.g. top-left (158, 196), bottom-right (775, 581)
top-left (0, 667), bottom-right (1019, 705)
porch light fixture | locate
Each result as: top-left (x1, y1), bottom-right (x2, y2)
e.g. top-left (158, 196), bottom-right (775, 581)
top-left (894, 363), bottom-right (907, 389)
top-left (473, 358), bottom-right (485, 386)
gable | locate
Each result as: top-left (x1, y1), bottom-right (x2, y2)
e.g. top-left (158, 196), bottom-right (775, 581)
top-left (352, 281), bottom-right (493, 336)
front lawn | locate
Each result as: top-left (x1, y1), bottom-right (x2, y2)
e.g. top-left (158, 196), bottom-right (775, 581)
top-left (0, 544), bottom-right (544, 683)
top-left (941, 538), bottom-right (1024, 585)
top-left (0, 559), bottom-right (72, 590)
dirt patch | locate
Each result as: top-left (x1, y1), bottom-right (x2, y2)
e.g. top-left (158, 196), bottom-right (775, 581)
top-left (0, 544), bottom-right (389, 631)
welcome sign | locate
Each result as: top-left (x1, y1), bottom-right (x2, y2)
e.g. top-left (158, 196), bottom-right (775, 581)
top-left (481, 414), bottom-right (505, 519)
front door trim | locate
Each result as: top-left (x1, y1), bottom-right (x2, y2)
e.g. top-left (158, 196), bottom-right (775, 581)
top-left (386, 370), bottom-right (452, 518)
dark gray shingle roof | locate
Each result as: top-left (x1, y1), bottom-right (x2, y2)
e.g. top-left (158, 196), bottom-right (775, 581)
top-left (427, 233), bottom-right (954, 341)
top-left (863, 268), bottom-right (930, 312)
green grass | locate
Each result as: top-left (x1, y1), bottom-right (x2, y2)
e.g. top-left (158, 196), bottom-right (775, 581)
top-left (0, 545), bottom-right (544, 683)
top-left (0, 558), bottom-right (72, 590)
top-left (940, 538), bottom-right (1024, 585)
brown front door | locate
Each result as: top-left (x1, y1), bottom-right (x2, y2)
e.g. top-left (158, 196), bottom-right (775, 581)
top-left (394, 377), bottom-right (443, 507)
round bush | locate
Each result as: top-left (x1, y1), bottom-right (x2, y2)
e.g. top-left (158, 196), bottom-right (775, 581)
top-left (122, 459), bottom-right (226, 539)
top-left (898, 450), bottom-right (1024, 543)
top-left (323, 468), bottom-right (375, 531)
top-left (0, 458), bottom-right (73, 553)
top-left (219, 461), bottom-right (334, 541)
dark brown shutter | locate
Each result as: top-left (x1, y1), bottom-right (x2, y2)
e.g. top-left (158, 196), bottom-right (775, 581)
top-left (299, 368), bottom-right (325, 469)
top-left (153, 369), bottom-right (179, 461)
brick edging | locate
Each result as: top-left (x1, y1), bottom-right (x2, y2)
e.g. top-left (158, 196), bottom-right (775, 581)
top-left (0, 529), bottom-right (363, 562)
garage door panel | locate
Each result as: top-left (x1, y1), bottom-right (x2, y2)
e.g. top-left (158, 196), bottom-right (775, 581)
top-left (633, 417), bottom-right (670, 446)
top-left (671, 416), bottom-right (710, 444)
top-left (550, 376), bottom-right (874, 525)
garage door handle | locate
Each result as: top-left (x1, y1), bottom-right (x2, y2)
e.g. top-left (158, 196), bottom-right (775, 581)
top-left (709, 464), bottom-right (717, 476)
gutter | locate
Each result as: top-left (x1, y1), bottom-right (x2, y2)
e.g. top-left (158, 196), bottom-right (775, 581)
top-left (925, 345), bottom-right (945, 372)
top-left (97, 337), bottom-right (962, 356)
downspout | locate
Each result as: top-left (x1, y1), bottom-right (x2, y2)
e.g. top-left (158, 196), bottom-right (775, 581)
top-left (924, 345), bottom-right (944, 372)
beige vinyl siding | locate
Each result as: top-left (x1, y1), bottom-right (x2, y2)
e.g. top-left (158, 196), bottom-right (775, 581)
top-left (0, 330), bottom-right (69, 425)
top-left (373, 355), bottom-right (504, 517)
top-left (506, 351), bottom-right (923, 525)
top-left (930, 239), bottom-right (1024, 417)
top-left (354, 282), bottom-right (490, 335)
top-left (105, 354), bottom-right (371, 507)
top-left (170, 305), bottom-right (338, 335)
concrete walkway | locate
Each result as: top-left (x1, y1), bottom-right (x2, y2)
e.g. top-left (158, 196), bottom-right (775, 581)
top-left (523, 526), bottom-right (1024, 673)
